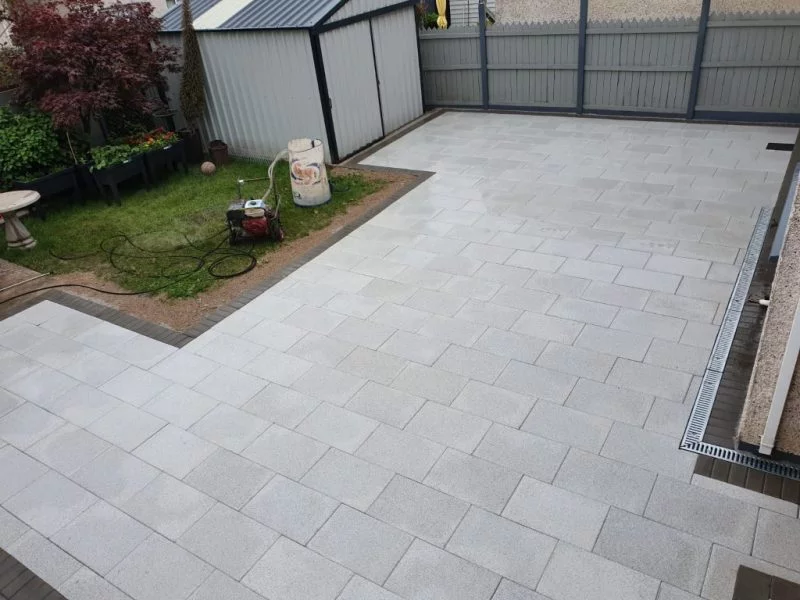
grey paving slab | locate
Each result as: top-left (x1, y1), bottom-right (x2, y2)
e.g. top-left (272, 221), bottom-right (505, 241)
top-left (107, 534), bottom-right (213, 600)
top-left (346, 381), bottom-right (425, 428)
top-left (187, 570), bottom-right (263, 600)
top-left (367, 476), bottom-right (468, 546)
top-left (574, 324), bottom-right (652, 362)
top-left (406, 402), bottom-right (491, 453)
top-left (242, 383), bottom-right (320, 428)
top-left (48, 385), bottom-right (122, 427)
top-left (132, 424), bottom-right (216, 479)
top-left (242, 424), bottom-right (328, 479)
top-left (309, 505), bottom-right (412, 584)
top-left (752, 509), bottom-right (800, 571)
top-left (554, 448), bottom-right (656, 514)
top-left (50, 501), bottom-right (150, 575)
top-left (185, 449), bottom-right (274, 510)
top-left (178, 503), bottom-right (278, 579)
top-left (418, 313), bottom-right (487, 346)
top-left (473, 328), bottom-right (547, 364)
top-left (189, 404), bottom-right (268, 453)
top-left (5, 470), bottom-right (97, 536)
top-left (566, 379), bottom-right (654, 426)
top-left (301, 448), bottom-right (392, 511)
top-left (385, 539), bottom-right (500, 600)
top-left (447, 507), bottom-right (555, 590)
top-left (425, 448), bottom-right (521, 513)
top-left (536, 342), bottom-right (616, 382)
top-left (606, 359), bottom-right (692, 402)
top-left (595, 508), bottom-right (711, 593)
top-left (356, 424), bottom-right (444, 481)
top-left (496, 361), bottom-right (577, 404)
top-left (122, 473), bottom-right (215, 540)
top-left (99, 366), bottom-right (172, 407)
top-left (0, 445), bottom-right (48, 502)
top-left (192, 366), bottom-right (267, 407)
top-left (452, 380), bottom-right (534, 427)
top-left (61, 567), bottom-right (135, 600)
top-left (150, 351), bottom-right (219, 388)
top-left (72, 447), bottom-right (159, 506)
top-left (26, 424), bottom-right (110, 476)
top-left (611, 308), bottom-right (686, 341)
top-left (243, 474), bottom-right (338, 544)
top-left (0, 506), bottom-right (29, 547)
top-left (142, 384), bottom-right (219, 429)
top-left (511, 312), bottom-right (584, 344)
top-left (242, 536), bottom-right (352, 600)
top-left (391, 363), bottom-right (468, 405)
top-left (503, 476), bottom-right (608, 550)
top-left (645, 476), bottom-right (758, 554)
top-left (537, 542), bottom-right (659, 600)
top-left (8, 530), bottom-right (82, 588)
top-left (337, 576), bottom-right (404, 600)
top-left (297, 402), bottom-right (378, 453)
top-left (522, 402), bottom-right (611, 453)
top-left (644, 292), bottom-right (718, 323)
top-left (0, 402), bottom-right (65, 449)
top-left (602, 422), bottom-right (696, 481)
top-left (338, 347), bottom-right (407, 385)
top-left (291, 364), bottom-right (367, 407)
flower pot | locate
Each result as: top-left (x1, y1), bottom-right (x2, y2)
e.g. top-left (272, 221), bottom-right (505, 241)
top-left (12, 166), bottom-right (81, 219)
top-left (142, 139), bottom-right (188, 182)
top-left (92, 154), bottom-right (149, 205)
top-left (208, 139), bottom-right (229, 166)
top-left (179, 129), bottom-right (204, 164)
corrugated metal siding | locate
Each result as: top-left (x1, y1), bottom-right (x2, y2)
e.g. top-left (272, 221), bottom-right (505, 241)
top-left (162, 0), bottom-right (221, 32)
top-left (321, 21), bottom-right (384, 157)
top-left (449, 0), bottom-right (496, 27)
top-left (165, 30), bottom-right (330, 160)
top-left (326, 0), bottom-right (402, 23)
top-left (220, 0), bottom-right (335, 29)
top-left (158, 34), bottom-right (189, 131)
top-left (371, 7), bottom-right (423, 132)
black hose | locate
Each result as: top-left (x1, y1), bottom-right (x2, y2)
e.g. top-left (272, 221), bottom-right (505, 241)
top-left (0, 227), bottom-right (259, 306)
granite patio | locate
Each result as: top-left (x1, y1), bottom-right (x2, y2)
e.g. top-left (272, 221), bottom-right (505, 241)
top-left (1, 111), bottom-right (799, 600)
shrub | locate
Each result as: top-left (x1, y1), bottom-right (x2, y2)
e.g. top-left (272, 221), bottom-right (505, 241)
top-left (424, 12), bottom-right (439, 29)
top-left (0, 107), bottom-right (66, 188)
top-left (0, 46), bottom-right (18, 92)
top-left (180, 0), bottom-right (205, 133)
top-left (89, 144), bottom-right (140, 172)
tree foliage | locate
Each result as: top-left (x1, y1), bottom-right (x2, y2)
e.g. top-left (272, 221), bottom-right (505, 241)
top-left (179, 0), bottom-right (205, 132)
top-left (8, 0), bottom-right (177, 132)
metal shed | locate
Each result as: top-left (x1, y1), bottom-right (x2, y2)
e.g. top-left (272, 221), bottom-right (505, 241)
top-left (160, 0), bottom-right (423, 162)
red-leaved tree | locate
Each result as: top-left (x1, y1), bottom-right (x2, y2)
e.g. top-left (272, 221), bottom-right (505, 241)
top-left (9, 0), bottom-right (177, 135)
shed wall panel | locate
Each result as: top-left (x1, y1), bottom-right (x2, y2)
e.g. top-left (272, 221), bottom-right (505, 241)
top-left (321, 21), bottom-right (384, 157)
top-left (162, 30), bottom-right (330, 161)
top-left (371, 7), bottom-right (424, 132)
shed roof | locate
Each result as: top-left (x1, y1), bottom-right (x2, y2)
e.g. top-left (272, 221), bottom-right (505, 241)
top-left (161, 0), bottom-right (342, 32)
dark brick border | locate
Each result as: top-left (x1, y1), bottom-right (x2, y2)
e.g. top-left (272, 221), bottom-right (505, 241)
top-left (0, 550), bottom-right (65, 600)
top-left (733, 566), bottom-right (800, 600)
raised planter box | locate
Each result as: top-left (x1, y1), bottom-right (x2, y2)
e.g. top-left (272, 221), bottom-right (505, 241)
top-left (142, 139), bottom-right (188, 182)
top-left (92, 154), bottom-right (149, 205)
top-left (12, 166), bottom-right (81, 219)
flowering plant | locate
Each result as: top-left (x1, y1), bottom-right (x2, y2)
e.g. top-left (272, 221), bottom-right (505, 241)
top-left (129, 127), bottom-right (179, 152)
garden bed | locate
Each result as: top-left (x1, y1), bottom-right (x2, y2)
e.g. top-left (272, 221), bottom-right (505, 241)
top-left (0, 160), bottom-right (420, 331)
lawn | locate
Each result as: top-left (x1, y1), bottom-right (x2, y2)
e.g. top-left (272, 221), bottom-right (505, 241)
top-left (0, 160), bottom-right (383, 298)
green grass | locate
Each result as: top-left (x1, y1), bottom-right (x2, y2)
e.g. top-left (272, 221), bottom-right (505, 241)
top-left (1, 160), bottom-right (382, 298)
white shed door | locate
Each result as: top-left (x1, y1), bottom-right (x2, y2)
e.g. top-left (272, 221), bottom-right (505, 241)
top-left (371, 8), bottom-right (424, 134)
top-left (320, 21), bottom-right (384, 159)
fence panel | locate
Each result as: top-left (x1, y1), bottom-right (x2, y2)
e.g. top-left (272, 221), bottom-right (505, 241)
top-left (584, 18), bottom-right (698, 113)
top-left (487, 22), bottom-right (579, 108)
top-left (419, 27), bottom-right (482, 106)
top-left (696, 12), bottom-right (800, 114)
top-left (418, 10), bottom-right (800, 122)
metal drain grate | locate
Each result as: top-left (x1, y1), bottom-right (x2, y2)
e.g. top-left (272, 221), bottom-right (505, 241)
top-left (680, 207), bottom-right (800, 481)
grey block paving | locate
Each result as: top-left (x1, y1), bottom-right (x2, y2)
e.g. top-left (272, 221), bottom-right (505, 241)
top-left (425, 448), bottom-right (521, 513)
top-left (385, 539), bottom-right (500, 600)
top-left (0, 113), bottom-right (795, 600)
top-left (595, 508), bottom-right (711, 594)
top-left (447, 507), bottom-right (556, 590)
top-left (309, 505), bottom-right (412, 584)
top-left (368, 476), bottom-right (468, 546)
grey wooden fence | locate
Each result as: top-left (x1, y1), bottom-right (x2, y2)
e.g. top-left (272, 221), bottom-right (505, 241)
top-left (419, 9), bottom-right (800, 122)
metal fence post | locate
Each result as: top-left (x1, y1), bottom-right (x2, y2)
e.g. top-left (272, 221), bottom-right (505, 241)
top-left (576, 0), bottom-right (589, 114)
top-left (687, 0), bottom-right (711, 120)
top-left (479, 0), bottom-right (489, 109)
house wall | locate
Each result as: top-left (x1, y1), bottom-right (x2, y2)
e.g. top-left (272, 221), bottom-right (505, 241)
top-left (449, 0), bottom-right (496, 27)
top-left (160, 29), bottom-right (331, 161)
